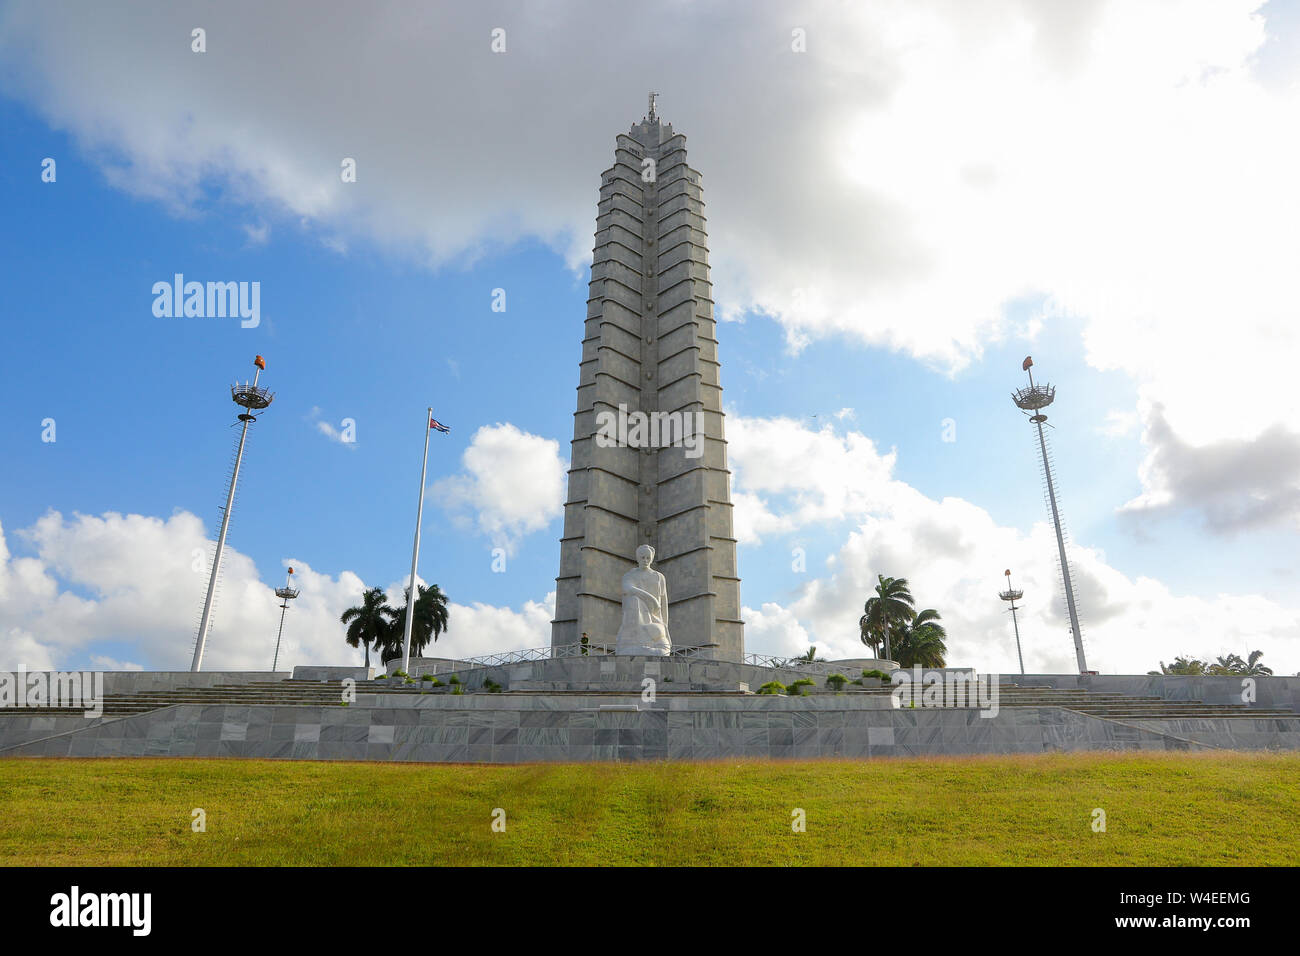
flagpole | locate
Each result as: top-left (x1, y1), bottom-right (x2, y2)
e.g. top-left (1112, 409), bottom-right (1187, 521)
top-left (401, 406), bottom-right (433, 674)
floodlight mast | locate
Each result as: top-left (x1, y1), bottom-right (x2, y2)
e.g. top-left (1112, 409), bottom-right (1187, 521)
top-left (1012, 356), bottom-right (1088, 674)
top-left (272, 567), bottom-right (299, 672)
top-left (191, 356), bottom-right (274, 672)
top-left (999, 568), bottom-right (1026, 675)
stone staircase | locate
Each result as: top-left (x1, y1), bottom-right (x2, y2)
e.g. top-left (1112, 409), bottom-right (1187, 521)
top-left (0, 679), bottom-right (351, 717)
top-left (2, 677), bottom-right (1293, 722)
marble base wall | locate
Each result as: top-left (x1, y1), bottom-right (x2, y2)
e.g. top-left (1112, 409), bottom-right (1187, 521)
top-left (3, 697), bottom-right (1241, 762)
top-left (1123, 716), bottom-right (1300, 750)
top-left (0, 715), bottom-right (107, 750)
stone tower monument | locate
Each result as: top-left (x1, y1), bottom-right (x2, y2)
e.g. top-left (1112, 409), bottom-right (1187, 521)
top-left (551, 97), bottom-right (744, 661)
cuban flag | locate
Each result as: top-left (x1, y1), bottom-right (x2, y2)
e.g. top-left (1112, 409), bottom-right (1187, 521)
top-left (429, 416), bottom-right (450, 433)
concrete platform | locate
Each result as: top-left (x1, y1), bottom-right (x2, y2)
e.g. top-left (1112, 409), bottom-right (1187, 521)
top-left (4, 664), bottom-right (1297, 762)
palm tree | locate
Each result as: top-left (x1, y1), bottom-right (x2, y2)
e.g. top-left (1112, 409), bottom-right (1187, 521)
top-left (861, 575), bottom-right (915, 661)
top-left (1240, 650), bottom-right (1273, 676)
top-left (340, 586), bottom-right (392, 668)
top-left (1207, 650), bottom-right (1273, 676)
top-left (792, 645), bottom-right (825, 665)
top-left (1208, 654), bottom-right (1242, 675)
top-left (381, 583), bottom-right (450, 663)
top-left (892, 608), bottom-right (947, 668)
top-left (858, 613), bottom-right (879, 656)
top-left (1149, 656), bottom-right (1207, 676)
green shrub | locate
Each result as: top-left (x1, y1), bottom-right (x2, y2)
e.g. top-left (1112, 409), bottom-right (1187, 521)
top-left (483, 678), bottom-right (503, 693)
top-left (391, 669), bottom-right (409, 678)
top-left (758, 681), bottom-right (786, 695)
top-left (451, 685), bottom-right (464, 696)
top-left (825, 673), bottom-right (848, 691)
top-left (421, 674), bottom-right (437, 682)
top-left (448, 674), bottom-right (461, 685)
top-left (862, 669), bottom-right (892, 681)
top-left (787, 678), bottom-right (815, 697)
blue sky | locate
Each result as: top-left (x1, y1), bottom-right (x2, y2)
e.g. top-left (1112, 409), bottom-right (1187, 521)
top-left (1, 1), bottom-right (1297, 675)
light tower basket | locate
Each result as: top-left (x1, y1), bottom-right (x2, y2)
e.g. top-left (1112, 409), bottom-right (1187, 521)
top-left (1012, 383), bottom-right (1055, 420)
top-left (232, 382), bottom-right (274, 421)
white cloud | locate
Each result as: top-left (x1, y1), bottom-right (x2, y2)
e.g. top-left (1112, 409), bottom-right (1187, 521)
top-left (437, 593), bottom-right (555, 660)
top-left (728, 412), bottom-right (899, 545)
top-left (3, 1), bottom-right (1297, 528)
top-left (432, 423), bottom-right (566, 556)
top-left (0, 510), bottom-right (366, 670)
top-left (1120, 403), bottom-right (1300, 533)
top-left (729, 413), bottom-right (1300, 674)
top-left (90, 655), bottom-right (144, 671)
top-left (307, 407), bottom-right (356, 447)
top-left (0, 628), bottom-right (58, 671)
top-left (1, 0), bottom-right (1297, 636)
top-left (314, 420), bottom-right (350, 446)
top-left (0, 511), bottom-right (557, 671)
top-left (742, 602), bottom-right (813, 659)
top-left (242, 221), bottom-right (269, 246)
top-left (1097, 409), bottom-right (1138, 438)
top-left (2, 0), bottom-right (1273, 526)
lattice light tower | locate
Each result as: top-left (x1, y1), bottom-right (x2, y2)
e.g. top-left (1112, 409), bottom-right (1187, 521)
top-left (191, 355), bottom-right (275, 672)
top-left (999, 568), bottom-right (1026, 675)
top-left (1012, 356), bottom-right (1087, 674)
top-left (272, 566), bottom-right (299, 672)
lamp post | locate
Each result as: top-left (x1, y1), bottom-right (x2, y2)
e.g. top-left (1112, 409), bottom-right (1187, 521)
top-left (192, 355), bottom-right (274, 672)
top-left (1012, 356), bottom-right (1087, 674)
top-left (272, 566), bottom-right (299, 672)
top-left (999, 568), bottom-right (1025, 675)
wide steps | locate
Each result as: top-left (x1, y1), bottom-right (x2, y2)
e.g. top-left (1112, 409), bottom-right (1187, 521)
top-left (1, 678), bottom-right (1294, 725)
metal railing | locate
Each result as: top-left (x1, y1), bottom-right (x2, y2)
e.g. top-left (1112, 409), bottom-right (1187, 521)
top-left (742, 653), bottom-right (861, 676)
top-left (383, 645), bottom-right (866, 678)
top-left (445, 641), bottom-right (721, 672)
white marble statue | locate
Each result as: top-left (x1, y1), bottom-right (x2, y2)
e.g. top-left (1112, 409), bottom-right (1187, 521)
top-left (614, 544), bottom-right (672, 656)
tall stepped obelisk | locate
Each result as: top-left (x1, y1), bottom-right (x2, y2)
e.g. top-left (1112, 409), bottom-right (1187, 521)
top-left (551, 96), bottom-right (744, 661)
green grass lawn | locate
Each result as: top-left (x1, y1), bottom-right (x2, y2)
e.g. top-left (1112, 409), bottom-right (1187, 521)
top-left (1, 752), bottom-right (1297, 866)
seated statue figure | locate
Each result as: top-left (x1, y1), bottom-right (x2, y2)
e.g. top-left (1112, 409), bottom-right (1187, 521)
top-left (614, 544), bottom-right (672, 656)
